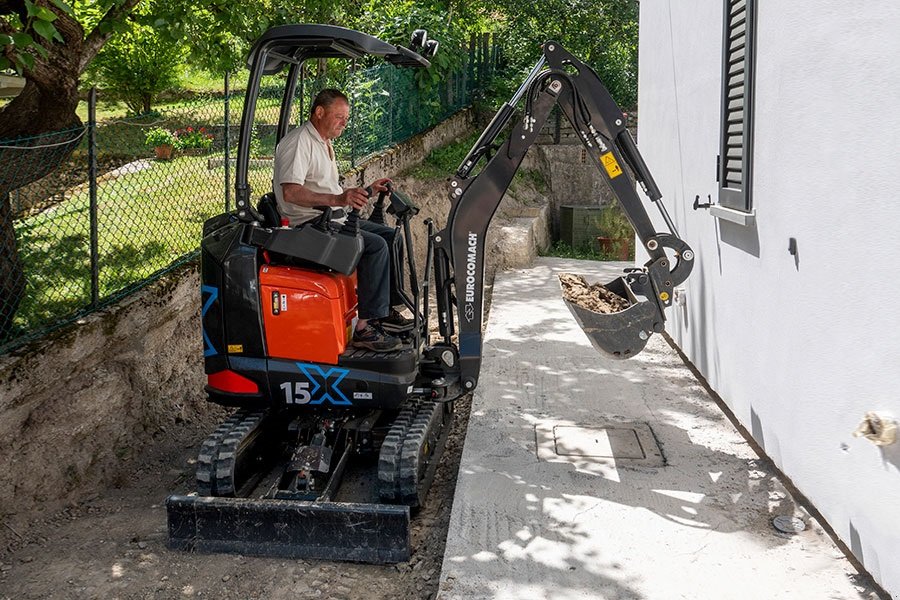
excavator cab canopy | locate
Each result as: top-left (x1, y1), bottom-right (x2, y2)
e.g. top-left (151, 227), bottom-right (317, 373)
top-left (233, 24), bottom-right (436, 220)
top-left (246, 24), bottom-right (434, 74)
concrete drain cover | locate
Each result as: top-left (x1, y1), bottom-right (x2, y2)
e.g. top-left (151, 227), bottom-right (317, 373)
top-left (535, 421), bottom-right (664, 468)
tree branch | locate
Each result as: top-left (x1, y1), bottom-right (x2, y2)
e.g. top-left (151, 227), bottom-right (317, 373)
top-left (0, 0), bottom-right (27, 23)
top-left (0, 19), bottom-right (15, 37)
top-left (78, 0), bottom-right (143, 73)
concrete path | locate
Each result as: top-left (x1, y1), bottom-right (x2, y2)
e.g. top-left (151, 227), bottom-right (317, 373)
top-left (438, 258), bottom-right (879, 600)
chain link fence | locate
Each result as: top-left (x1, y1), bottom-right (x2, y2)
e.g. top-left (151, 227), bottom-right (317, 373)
top-left (0, 40), bottom-right (498, 353)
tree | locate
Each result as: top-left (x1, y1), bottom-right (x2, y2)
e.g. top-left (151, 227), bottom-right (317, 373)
top-left (0, 0), bottom-right (363, 337)
top-left (91, 20), bottom-right (184, 115)
top-left (1, 0), bottom-right (142, 337)
top-left (486, 0), bottom-right (638, 108)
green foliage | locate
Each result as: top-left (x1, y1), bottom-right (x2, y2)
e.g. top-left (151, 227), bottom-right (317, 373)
top-left (542, 239), bottom-right (626, 262)
top-left (0, 0), bottom-right (73, 74)
top-left (13, 154), bottom-right (226, 332)
top-left (173, 127), bottom-right (214, 150)
top-left (513, 167), bottom-right (548, 194)
top-left (542, 240), bottom-right (606, 261)
top-left (144, 127), bottom-right (176, 147)
top-left (90, 20), bottom-right (185, 116)
top-left (405, 131), bottom-right (480, 179)
top-left (596, 199), bottom-right (632, 239)
top-left (491, 0), bottom-right (638, 108)
top-left (370, 5), bottom-right (467, 90)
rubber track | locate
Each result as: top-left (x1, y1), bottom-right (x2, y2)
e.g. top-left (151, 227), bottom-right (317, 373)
top-left (195, 408), bottom-right (267, 497)
top-left (377, 401), bottom-right (420, 503)
top-left (398, 401), bottom-right (444, 507)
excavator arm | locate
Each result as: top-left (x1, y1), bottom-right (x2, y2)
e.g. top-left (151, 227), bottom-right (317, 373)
top-left (433, 41), bottom-right (694, 393)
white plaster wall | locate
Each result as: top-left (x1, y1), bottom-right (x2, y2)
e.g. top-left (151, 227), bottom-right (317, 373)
top-left (638, 0), bottom-right (900, 595)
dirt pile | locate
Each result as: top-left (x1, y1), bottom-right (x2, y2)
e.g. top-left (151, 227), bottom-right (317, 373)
top-left (559, 273), bottom-right (630, 314)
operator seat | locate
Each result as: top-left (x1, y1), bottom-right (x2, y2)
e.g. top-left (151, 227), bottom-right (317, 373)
top-left (257, 192), bottom-right (282, 228)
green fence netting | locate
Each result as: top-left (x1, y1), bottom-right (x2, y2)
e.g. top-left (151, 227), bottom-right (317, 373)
top-left (0, 49), bottom-right (495, 353)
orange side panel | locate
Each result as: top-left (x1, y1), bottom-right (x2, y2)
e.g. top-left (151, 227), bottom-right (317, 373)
top-left (259, 265), bottom-right (358, 364)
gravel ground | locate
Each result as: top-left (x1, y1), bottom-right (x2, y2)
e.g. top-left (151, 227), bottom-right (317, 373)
top-left (0, 395), bottom-right (471, 600)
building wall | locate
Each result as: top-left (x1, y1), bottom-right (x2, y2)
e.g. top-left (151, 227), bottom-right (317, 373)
top-left (638, 0), bottom-right (900, 595)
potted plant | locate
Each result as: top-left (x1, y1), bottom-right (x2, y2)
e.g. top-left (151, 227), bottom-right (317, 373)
top-left (596, 200), bottom-right (634, 260)
top-left (173, 126), bottom-right (215, 155)
top-left (145, 127), bottom-right (176, 160)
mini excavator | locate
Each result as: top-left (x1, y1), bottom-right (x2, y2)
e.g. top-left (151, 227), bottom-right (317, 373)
top-left (166, 24), bottom-right (693, 563)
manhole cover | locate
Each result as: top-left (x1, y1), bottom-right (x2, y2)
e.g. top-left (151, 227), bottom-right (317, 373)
top-left (773, 516), bottom-right (806, 533)
top-left (553, 426), bottom-right (646, 459)
top-left (535, 420), bottom-right (664, 468)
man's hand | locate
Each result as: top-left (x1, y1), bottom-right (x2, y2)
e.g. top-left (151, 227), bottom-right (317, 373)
top-left (339, 187), bottom-right (370, 211)
top-left (369, 178), bottom-right (392, 194)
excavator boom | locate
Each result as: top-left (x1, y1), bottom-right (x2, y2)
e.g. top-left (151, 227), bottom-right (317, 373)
top-left (435, 41), bottom-right (694, 391)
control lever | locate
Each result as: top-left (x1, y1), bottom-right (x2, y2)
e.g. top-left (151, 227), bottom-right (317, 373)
top-left (339, 208), bottom-right (361, 236)
top-left (312, 207), bottom-right (333, 231)
top-left (368, 184), bottom-right (391, 225)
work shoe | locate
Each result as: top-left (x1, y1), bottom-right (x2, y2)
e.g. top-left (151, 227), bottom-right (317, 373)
top-left (352, 322), bottom-right (403, 352)
top-left (379, 308), bottom-right (414, 333)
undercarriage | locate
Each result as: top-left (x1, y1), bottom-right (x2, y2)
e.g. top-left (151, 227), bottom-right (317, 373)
top-left (168, 399), bottom-right (453, 562)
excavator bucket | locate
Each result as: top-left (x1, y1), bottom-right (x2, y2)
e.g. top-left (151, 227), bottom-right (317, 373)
top-left (563, 275), bottom-right (664, 359)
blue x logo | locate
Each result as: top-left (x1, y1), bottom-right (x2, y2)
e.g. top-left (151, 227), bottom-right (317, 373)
top-left (201, 285), bottom-right (219, 357)
top-left (296, 363), bottom-right (352, 406)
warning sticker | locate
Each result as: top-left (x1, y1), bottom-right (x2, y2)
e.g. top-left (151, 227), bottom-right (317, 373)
top-left (600, 152), bottom-right (623, 179)
top-left (227, 344), bottom-right (243, 353)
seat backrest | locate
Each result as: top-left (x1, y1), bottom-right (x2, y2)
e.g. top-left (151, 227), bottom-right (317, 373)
top-left (257, 192), bottom-right (282, 227)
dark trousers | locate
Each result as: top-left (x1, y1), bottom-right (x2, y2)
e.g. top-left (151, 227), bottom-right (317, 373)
top-left (357, 219), bottom-right (400, 320)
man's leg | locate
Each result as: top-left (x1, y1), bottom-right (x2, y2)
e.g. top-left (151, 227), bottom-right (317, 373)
top-left (359, 219), bottom-right (412, 332)
top-left (358, 219), bottom-right (404, 306)
top-left (353, 228), bottom-right (401, 352)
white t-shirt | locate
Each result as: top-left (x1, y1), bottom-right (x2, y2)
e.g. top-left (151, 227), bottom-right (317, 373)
top-left (273, 120), bottom-right (345, 226)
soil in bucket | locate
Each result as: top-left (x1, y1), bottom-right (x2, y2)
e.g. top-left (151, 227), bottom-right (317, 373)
top-left (559, 273), bottom-right (630, 314)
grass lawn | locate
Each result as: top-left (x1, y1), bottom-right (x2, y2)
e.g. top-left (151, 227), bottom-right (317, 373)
top-left (12, 154), bottom-right (241, 331)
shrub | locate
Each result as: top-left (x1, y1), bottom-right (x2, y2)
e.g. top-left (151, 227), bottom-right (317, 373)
top-left (144, 127), bottom-right (176, 147)
top-left (597, 200), bottom-right (633, 240)
top-left (91, 21), bottom-right (185, 116)
top-left (173, 127), bottom-right (214, 150)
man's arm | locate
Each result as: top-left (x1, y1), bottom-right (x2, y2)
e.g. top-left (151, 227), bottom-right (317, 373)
top-left (282, 183), bottom-right (369, 211)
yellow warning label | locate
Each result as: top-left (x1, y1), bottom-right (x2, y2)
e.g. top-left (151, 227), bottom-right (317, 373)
top-left (227, 344), bottom-right (243, 353)
top-left (600, 152), bottom-right (623, 179)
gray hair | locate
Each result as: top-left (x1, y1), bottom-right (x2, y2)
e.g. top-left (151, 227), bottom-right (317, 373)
top-left (310, 89), bottom-right (349, 118)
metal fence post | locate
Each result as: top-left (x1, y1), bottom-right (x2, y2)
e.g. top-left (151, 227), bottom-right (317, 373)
top-left (88, 87), bottom-right (100, 308)
top-left (468, 34), bottom-right (476, 99)
top-left (224, 71), bottom-right (231, 213)
top-left (350, 59), bottom-right (357, 169)
top-left (389, 67), bottom-right (394, 145)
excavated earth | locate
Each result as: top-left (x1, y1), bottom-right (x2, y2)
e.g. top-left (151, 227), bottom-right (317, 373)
top-left (559, 272), bottom-right (631, 313)
top-left (0, 167), bottom-right (547, 600)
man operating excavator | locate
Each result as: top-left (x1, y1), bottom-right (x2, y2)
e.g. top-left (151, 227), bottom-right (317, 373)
top-left (273, 88), bottom-right (413, 352)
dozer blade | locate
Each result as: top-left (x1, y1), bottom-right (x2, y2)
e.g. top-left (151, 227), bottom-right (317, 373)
top-left (563, 275), bottom-right (664, 359)
top-left (166, 495), bottom-right (410, 564)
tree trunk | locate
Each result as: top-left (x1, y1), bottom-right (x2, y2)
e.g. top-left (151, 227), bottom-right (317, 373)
top-left (0, 193), bottom-right (25, 340)
top-left (0, 7), bottom-right (86, 342)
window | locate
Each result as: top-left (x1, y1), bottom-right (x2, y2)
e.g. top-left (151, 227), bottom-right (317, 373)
top-left (718, 0), bottom-right (755, 212)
